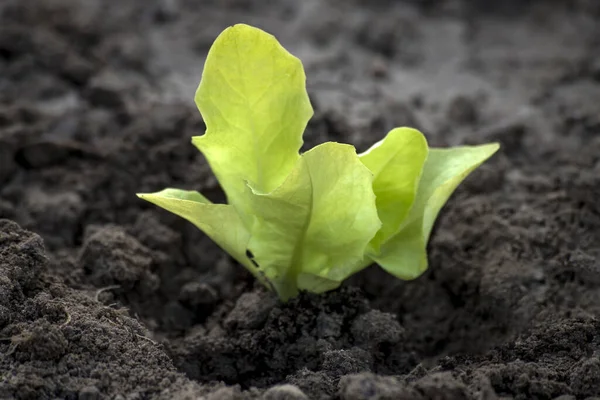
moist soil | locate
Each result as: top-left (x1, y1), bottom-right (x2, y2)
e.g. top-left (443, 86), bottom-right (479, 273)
top-left (1, 0), bottom-right (600, 399)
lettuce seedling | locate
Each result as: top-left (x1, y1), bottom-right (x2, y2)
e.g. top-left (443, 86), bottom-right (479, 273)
top-left (137, 24), bottom-right (499, 301)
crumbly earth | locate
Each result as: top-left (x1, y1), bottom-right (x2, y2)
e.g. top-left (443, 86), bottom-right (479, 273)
top-left (1, 0), bottom-right (600, 399)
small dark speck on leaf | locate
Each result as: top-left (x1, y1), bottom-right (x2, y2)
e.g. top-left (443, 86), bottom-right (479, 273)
top-left (246, 249), bottom-right (259, 267)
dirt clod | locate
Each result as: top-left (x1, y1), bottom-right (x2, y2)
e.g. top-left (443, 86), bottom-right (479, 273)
top-left (262, 384), bottom-right (308, 400)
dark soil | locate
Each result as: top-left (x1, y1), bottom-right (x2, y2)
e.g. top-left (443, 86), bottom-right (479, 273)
top-left (1, 0), bottom-right (600, 399)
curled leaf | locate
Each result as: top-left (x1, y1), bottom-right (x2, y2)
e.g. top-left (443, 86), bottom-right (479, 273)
top-left (193, 24), bottom-right (312, 226)
top-left (246, 142), bottom-right (381, 300)
top-left (359, 127), bottom-right (428, 251)
top-left (370, 143), bottom-right (500, 279)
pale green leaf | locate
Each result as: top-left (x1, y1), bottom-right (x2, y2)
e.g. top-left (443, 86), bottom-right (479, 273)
top-left (193, 24), bottom-right (312, 225)
top-left (245, 142), bottom-right (381, 300)
top-left (359, 127), bottom-right (428, 250)
top-left (371, 143), bottom-right (500, 279)
top-left (296, 272), bottom-right (344, 294)
top-left (136, 188), bottom-right (266, 284)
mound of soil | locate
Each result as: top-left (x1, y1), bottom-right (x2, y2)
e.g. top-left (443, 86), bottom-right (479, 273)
top-left (1, 0), bottom-right (600, 399)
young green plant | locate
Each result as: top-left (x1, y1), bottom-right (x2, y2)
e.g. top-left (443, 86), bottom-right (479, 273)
top-left (137, 24), bottom-right (499, 301)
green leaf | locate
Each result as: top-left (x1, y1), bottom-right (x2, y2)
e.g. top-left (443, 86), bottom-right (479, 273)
top-left (371, 143), bottom-right (500, 279)
top-left (193, 24), bottom-right (313, 225)
top-left (136, 189), bottom-right (267, 285)
top-left (245, 142), bottom-right (381, 300)
top-left (359, 127), bottom-right (428, 251)
top-left (296, 272), bottom-right (343, 294)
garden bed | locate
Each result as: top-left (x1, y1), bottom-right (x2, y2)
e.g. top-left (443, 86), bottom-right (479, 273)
top-left (1, 0), bottom-right (600, 399)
